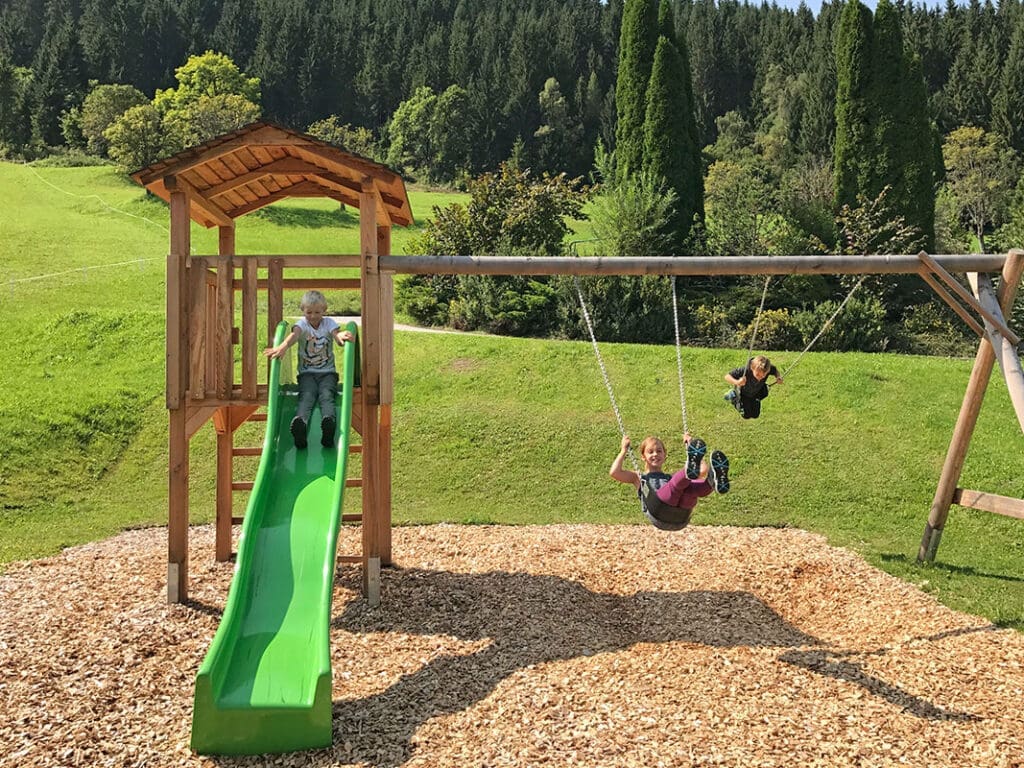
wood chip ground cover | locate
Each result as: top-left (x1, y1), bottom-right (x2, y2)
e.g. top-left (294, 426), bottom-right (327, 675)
top-left (1, 524), bottom-right (1021, 768)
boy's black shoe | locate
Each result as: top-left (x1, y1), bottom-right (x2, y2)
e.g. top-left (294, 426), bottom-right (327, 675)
top-left (290, 416), bottom-right (307, 449)
top-left (685, 437), bottom-right (707, 480)
top-left (711, 450), bottom-right (730, 494)
top-left (321, 416), bottom-right (336, 448)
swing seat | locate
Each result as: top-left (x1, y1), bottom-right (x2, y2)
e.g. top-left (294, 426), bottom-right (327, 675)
top-left (639, 479), bottom-right (693, 531)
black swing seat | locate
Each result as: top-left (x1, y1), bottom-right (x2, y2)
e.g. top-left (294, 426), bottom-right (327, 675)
top-left (639, 478), bottom-right (693, 530)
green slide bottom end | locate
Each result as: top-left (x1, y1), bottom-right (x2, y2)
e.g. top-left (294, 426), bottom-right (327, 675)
top-left (191, 674), bottom-right (333, 755)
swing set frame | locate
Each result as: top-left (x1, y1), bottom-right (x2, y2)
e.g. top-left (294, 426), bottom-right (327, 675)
top-left (384, 249), bottom-right (1024, 565)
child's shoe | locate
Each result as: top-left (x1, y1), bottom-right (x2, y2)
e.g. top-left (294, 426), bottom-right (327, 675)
top-left (725, 388), bottom-right (743, 414)
top-left (290, 416), bottom-right (308, 449)
top-left (711, 450), bottom-right (730, 494)
top-left (321, 416), bottom-right (336, 448)
top-left (685, 437), bottom-right (707, 479)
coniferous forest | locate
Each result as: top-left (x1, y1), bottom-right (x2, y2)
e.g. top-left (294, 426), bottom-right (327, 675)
top-left (2, 0), bottom-right (1023, 351)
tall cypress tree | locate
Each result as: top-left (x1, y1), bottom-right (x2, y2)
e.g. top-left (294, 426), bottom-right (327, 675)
top-left (833, 0), bottom-right (874, 212)
top-left (872, 0), bottom-right (935, 248)
top-left (615, 0), bottom-right (657, 177)
top-left (643, 33), bottom-right (702, 251)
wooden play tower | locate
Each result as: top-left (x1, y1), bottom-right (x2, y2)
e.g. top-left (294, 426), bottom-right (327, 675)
top-left (133, 122), bottom-right (409, 604)
top-left (137, 122), bottom-right (1023, 606)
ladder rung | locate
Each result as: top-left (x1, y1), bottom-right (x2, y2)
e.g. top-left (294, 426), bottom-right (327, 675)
top-left (345, 478), bottom-right (362, 488)
top-left (341, 514), bottom-right (362, 522)
top-left (348, 444), bottom-right (362, 453)
top-left (232, 482), bottom-right (254, 491)
top-left (232, 447), bottom-right (262, 456)
top-left (249, 412), bottom-right (268, 422)
top-left (337, 555), bottom-right (362, 564)
top-left (231, 516), bottom-right (243, 524)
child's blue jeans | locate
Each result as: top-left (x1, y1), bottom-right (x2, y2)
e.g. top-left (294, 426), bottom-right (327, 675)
top-left (296, 371), bottom-right (338, 424)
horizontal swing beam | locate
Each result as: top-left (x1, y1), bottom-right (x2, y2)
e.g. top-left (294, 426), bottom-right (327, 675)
top-left (378, 253), bottom-right (1009, 277)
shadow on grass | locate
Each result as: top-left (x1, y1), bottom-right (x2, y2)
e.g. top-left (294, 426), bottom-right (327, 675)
top-left (253, 205), bottom-right (358, 229)
top-left (879, 552), bottom-right (1024, 584)
top-left (201, 566), bottom-right (984, 767)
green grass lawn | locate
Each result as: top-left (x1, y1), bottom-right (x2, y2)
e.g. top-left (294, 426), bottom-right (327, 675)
top-left (1, 161), bottom-right (1022, 632)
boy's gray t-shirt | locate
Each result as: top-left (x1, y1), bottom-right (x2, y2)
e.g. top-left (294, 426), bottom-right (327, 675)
top-left (294, 317), bottom-right (339, 374)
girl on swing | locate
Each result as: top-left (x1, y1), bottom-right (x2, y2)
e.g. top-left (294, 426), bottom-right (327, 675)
top-left (610, 434), bottom-right (729, 531)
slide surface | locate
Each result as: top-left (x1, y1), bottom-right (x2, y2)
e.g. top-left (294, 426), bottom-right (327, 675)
top-left (191, 321), bottom-right (359, 755)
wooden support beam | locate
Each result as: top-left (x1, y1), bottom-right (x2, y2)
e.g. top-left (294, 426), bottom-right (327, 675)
top-left (189, 254), bottom-right (362, 269)
top-left (917, 252), bottom-right (1020, 344)
top-left (170, 173), bottom-right (233, 227)
top-left (919, 250), bottom-right (1024, 562)
top-left (212, 405), bottom-right (261, 434)
top-left (167, 186), bottom-right (191, 604)
top-left (204, 158), bottom-right (328, 197)
top-left (378, 253), bottom-right (1009, 277)
top-left (360, 177), bottom-right (383, 597)
top-left (953, 489), bottom-right (1024, 520)
top-left (138, 126), bottom-right (308, 184)
top-left (378, 224), bottom-right (393, 567)
top-left (216, 416), bottom-right (233, 562)
top-left (233, 278), bottom-right (361, 291)
top-left (185, 405), bottom-right (217, 439)
top-left (969, 272), bottom-right (1024, 432)
top-left (917, 269), bottom-right (986, 338)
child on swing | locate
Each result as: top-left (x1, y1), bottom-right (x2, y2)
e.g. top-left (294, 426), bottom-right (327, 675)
top-left (724, 354), bottom-right (782, 420)
top-left (610, 433), bottom-right (729, 531)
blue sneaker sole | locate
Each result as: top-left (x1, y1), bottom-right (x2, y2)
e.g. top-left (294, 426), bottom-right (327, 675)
top-left (685, 438), bottom-right (707, 479)
top-left (711, 450), bottom-right (730, 494)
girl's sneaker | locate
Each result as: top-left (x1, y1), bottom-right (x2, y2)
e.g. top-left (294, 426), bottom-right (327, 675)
top-left (685, 437), bottom-right (707, 479)
top-left (711, 450), bottom-right (730, 494)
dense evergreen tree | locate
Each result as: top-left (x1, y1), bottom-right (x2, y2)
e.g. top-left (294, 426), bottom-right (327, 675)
top-left (833, 0), bottom-right (874, 212)
top-left (642, 10), bottom-right (702, 250)
top-left (992, 17), bottom-right (1024, 154)
top-left (614, 0), bottom-right (657, 176)
top-left (31, 0), bottom-right (85, 146)
top-left (871, 0), bottom-right (935, 249)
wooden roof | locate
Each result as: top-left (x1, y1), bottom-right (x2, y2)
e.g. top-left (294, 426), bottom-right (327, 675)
top-left (131, 121), bottom-right (413, 228)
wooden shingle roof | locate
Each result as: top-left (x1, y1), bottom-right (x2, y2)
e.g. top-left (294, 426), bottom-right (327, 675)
top-left (131, 121), bottom-right (412, 228)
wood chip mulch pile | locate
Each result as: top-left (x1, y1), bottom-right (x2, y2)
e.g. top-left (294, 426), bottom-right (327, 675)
top-left (1, 523), bottom-right (1022, 768)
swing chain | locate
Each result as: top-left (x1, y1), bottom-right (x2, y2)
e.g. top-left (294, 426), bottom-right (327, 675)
top-left (670, 276), bottom-right (689, 436)
top-left (747, 275), bottom-right (772, 363)
top-left (574, 276), bottom-right (641, 475)
top-left (779, 275), bottom-right (867, 380)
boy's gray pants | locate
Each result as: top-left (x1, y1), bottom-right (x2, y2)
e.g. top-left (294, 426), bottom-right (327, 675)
top-left (296, 371), bottom-right (338, 424)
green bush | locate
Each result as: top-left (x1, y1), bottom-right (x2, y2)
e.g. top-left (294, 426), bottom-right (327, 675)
top-left (794, 295), bottom-right (889, 352)
top-left (739, 308), bottom-right (804, 351)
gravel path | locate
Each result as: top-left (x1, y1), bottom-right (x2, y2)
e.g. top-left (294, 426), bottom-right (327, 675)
top-left (1, 524), bottom-right (1022, 768)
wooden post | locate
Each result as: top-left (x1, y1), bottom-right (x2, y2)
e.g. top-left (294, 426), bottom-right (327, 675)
top-left (188, 257), bottom-right (207, 398)
top-left (359, 177), bottom-right (382, 597)
top-left (215, 410), bottom-right (233, 562)
top-left (378, 224), bottom-right (393, 566)
top-left (267, 258), bottom-right (284, 343)
top-left (919, 250), bottom-right (1024, 562)
top-left (214, 225), bottom-right (236, 562)
top-left (968, 272), bottom-right (1024, 432)
top-left (166, 179), bottom-right (190, 603)
top-left (241, 258), bottom-right (258, 400)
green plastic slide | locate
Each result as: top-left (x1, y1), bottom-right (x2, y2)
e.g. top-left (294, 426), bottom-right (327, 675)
top-left (191, 320), bottom-right (359, 755)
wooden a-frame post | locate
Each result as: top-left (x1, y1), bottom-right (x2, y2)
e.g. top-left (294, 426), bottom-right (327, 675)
top-left (918, 249), bottom-right (1024, 562)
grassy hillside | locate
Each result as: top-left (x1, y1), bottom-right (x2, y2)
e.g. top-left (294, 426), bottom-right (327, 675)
top-left (1, 161), bottom-right (1022, 631)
